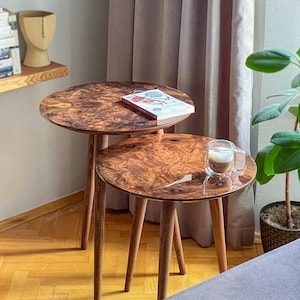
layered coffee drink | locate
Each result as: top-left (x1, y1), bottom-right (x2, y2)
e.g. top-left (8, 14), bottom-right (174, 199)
top-left (206, 139), bottom-right (235, 177)
top-left (208, 148), bottom-right (234, 174)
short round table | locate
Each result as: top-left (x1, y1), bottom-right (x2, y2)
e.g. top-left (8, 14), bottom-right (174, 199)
top-left (95, 133), bottom-right (256, 300)
top-left (39, 81), bottom-right (194, 250)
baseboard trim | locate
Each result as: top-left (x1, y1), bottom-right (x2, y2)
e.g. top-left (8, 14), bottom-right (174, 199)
top-left (0, 191), bottom-right (84, 232)
top-left (254, 234), bottom-right (262, 244)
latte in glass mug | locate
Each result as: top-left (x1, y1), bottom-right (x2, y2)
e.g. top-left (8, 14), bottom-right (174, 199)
top-left (206, 139), bottom-right (235, 177)
top-left (208, 147), bottom-right (234, 174)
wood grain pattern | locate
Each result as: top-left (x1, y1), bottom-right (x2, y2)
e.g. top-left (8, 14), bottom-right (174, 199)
top-left (96, 134), bottom-right (257, 202)
top-left (0, 198), bottom-right (264, 300)
top-left (94, 133), bottom-right (257, 300)
top-left (39, 82), bottom-right (194, 135)
top-left (0, 62), bottom-right (68, 93)
top-left (40, 82), bottom-right (193, 252)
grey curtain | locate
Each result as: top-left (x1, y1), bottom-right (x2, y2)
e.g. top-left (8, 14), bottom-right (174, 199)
top-left (105, 0), bottom-right (255, 249)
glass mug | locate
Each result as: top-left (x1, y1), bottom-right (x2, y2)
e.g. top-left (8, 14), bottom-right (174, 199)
top-left (205, 139), bottom-right (245, 177)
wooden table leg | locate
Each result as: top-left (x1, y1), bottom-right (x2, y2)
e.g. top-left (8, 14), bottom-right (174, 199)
top-left (81, 134), bottom-right (108, 250)
top-left (94, 176), bottom-right (107, 300)
top-left (173, 210), bottom-right (186, 275)
top-left (81, 134), bottom-right (96, 250)
top-left (158, 201), bottom-right (176, 300)
top-left (125, 202), bottom-right (185, 293)
top-left (125, 197), bottom-right (148, 292)
top-left (209, 197), bottom-right (227, 273)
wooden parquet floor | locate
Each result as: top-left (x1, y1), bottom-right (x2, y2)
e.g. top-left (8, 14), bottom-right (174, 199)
top-left (0, 200), bottom-right (263, 300)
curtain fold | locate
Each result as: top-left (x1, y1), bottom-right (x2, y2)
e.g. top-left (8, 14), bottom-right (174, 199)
top-left (106, 0), bottom-right (255, 249)
top-left (227, 0), bottom-right (255, 248)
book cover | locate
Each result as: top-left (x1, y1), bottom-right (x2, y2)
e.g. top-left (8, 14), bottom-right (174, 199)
top-left (0, 56), bottom-right (12, 66)
top-left (0, 46), bottom-right (10, 60)
top-left (0, 57), bottom-right (12, 76)
top-left (0, 25), bottom-right (12, 39)
top-left (0, 36), bottom-right (16, 48)
top-left (0, 69), bottom-right (13, 78)
top-left (0, 8), bottom-right (8, 26)
top-left (4, 8), bottom-right (19, 45)
top-left (122, 89), bottom-right (195, 124)
top-left (10, 46), bottom-right (21, 74)
top-left (3, 9), bottom-right (21, 74)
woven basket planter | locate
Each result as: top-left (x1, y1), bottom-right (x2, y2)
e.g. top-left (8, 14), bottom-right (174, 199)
top-left (260, 201), bottom-right (300, 253)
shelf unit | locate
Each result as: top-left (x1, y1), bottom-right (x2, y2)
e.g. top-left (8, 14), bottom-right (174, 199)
top-left (0, 61), bottom-right (68, 93)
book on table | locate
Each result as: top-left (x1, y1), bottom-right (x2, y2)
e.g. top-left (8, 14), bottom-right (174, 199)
top-left (122, 89), bottom-right (195, 124)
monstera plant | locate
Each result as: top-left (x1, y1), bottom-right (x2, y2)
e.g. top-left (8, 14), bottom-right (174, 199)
top-left (246, 48), bottom-right (300, 251)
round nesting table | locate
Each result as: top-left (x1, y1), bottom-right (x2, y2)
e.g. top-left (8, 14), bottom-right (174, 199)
top-left (39, 81), bottom-right (194, 250)
top-left (95, 133), bottom-right (256, 300)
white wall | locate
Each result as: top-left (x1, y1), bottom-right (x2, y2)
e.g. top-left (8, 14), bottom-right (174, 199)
top-left (253, 0), bottom-right (300, 233)
top-left (0, 0), bottom-right (108, 220)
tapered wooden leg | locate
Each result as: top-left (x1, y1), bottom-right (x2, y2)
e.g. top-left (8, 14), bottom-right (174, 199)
top-left (81, 135), bottom-right (96, 250)
top-left (158, 201), bottom-right (176, 300)
top-left (209, 197), bottom-right (227, 272)
top-left (81, 134), bottom-right (108, 250)
top-left (173, 210), bottom-right (186, 275)
top-left (125, 202), bottom-right (185, 292)
top-left (94, 176), bottom-right (107, 300)
top-left (125, 197), bottom-right (148, 292)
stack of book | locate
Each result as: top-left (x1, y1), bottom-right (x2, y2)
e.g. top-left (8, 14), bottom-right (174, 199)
top-left (0, 8), bottom-right (21, 78)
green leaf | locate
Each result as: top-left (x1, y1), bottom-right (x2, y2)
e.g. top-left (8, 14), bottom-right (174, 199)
top-left (266, 89), bottom-right (299, 114)
top-left (272, 147), bottom-right (300, 173)
top-left (291, 73), bottom-right (300, 88)
top-left (252, 89), bottom-right (298, 125)
top-left (255, 144), bottom-right (275, 184)
top-left (277, 93), bottom-right (298, 113)
top-left (264, 145), bottom-right (281, 175)
top-left (245, 49), bottom-right (293, 73)
top-left (252, 103), bottom-right (287, 125)
top-left (271, 131), bottom-right (300, 148)
top-left (288, 105), bottom-right (299, 117)
top-left (267, 89), bottom-right (298, 98)
top-left (298, 168), bottom-right (300, 181)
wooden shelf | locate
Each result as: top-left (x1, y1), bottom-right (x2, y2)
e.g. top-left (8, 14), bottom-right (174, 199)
top-left (0, 61), bottom-right (68, 93)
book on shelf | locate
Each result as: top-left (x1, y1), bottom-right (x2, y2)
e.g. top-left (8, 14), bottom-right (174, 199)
top-left (0, 25), bottom-right (12, 39)
top-left (0, 8), bottom-right (21, 75)
top-left (122, 88), bottom-right (195, 124)
top-left (0, 36), bottom-right (16, 48)
top-left (0, 56), bottom-right (12, 68)
top-left (0, 8), bottom-right (8, 26)
top-left (0, 46), bottom-right (10, 60)
top-left (4, 8), bottom-right (19, 45)
top-left (10, 46), bottom-right (21, 74)
top-left (0, 69), bottom-right (12, 78)
top-left (0, 56), bottom-right (13, 78)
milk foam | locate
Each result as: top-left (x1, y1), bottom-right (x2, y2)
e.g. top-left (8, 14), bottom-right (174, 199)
top-left (209, 147), bottom-right (234, 163)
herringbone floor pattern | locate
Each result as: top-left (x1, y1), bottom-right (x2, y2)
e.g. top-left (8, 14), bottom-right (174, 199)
top-left (0, 200), bottom-right (263, 299)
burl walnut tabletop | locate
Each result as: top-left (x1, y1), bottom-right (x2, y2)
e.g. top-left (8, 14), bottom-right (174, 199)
top-left (39, 81), bottom-right (194, 135)
top-left (94, 133), bottom-right (256, 300)
top-left (96, 134), bottom-right (256, 201)
top-left (39, 81), bottom-right (194, 251)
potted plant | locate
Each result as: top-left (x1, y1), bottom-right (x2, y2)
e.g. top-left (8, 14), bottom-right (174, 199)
top-left (245, 48), bottom-right (300, 252)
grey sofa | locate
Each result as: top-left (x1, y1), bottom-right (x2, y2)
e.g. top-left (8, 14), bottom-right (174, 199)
top-left (166, 238), bottom-right (300, 300)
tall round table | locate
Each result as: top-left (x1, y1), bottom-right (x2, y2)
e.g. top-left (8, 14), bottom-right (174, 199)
top-left (39, 81), bottom-right (194, 250)
top-left (95, 133), bottom-right (256, 300)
